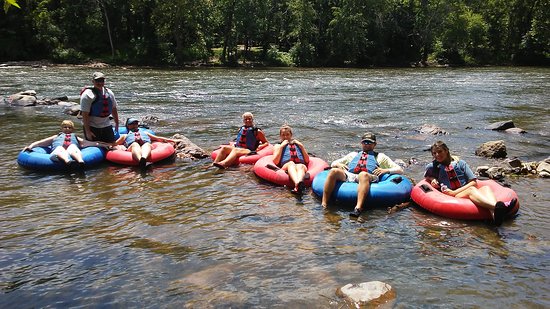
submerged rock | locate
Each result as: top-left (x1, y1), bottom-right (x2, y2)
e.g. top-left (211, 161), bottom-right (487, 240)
top-left (417, 124), bottom-right (448, 135)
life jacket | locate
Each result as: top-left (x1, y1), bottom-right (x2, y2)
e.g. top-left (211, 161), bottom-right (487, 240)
top-left (125, 128), bottom-right (151, 147)
top-left (280, 143), bottom-right (306, 166)
top-left (348, 151), bottom-right (379, 174)
top-left (235, 126), bottom-right (259, 151)
top-left (432, 160), bottom-right (463, 190)
top-left (80, 86), bottom-right (113, 117)
top-left (52, 133), bottom-right (79, 149)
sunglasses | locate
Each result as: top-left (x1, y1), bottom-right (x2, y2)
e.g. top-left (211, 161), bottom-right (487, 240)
top-left (362, 140), bottom-right (375, 145)
top-left (94, 79), bottom-right (105, 83)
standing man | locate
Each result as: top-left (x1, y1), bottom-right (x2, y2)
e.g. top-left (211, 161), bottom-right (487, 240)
top-left (321, 132), bottom-right (403, 217)
top-left (80, 72), bottom-right (119, 142)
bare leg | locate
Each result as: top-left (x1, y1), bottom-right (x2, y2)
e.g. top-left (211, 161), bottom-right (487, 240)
top-left (213, 145), bottom-right (233, 164)
top-left (140, 143), bottom-right (153, 161)
top-left (128, 143), bottom-right (143, 162)
top-left (455, 186), bottom-right (497, 210)
top-left (67, 144), bottom-right (84, 163)
top-left (218, 148), bottom-right (250, 167)
top-left (355, 172), bottom-right (372, 211)
top-left (322, 169), bottom-right (346, 207)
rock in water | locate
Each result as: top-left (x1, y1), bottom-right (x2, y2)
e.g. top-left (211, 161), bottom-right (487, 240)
top-left (336, 281), bottom-right (396, 307)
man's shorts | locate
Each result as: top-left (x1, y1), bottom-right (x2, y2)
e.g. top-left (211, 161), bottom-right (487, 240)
top-left (344, 171), bottom-right (379, 183)
top-left (85, 126), bottom-right (115, 143)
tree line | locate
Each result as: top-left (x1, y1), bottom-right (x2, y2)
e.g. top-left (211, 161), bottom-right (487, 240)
top-left (1, 0), bottom-right (548, 67)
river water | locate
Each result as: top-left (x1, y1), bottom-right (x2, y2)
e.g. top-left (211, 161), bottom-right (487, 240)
top-left (0, 66), bottom-right (549, 307)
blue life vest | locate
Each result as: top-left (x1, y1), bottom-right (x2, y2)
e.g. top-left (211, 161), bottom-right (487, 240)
top-left (235, 126), bottom-right (259, 151)
top-left (52, 133), bottom-right (79, 149)
top-left (125, 128), bottom-right (151, 147)
top-left (83, 86), bottom-right (113, 117)
top-left (280, 143), bottom-right (306, 166)
top-left (348, 151), bottom-right (379, 174)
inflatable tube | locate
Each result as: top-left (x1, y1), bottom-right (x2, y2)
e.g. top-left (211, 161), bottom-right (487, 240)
top-left (253, 155), bottom-right (329, 187)
top-left (106, 142), bottom-right (175, 166)
top-left (17, 146), bottom-right (105, 171)
top-left (411, 179), bottom-right (520, 220)
top-left (211, 142), bottom-right (274, 165)
top-left (312, 170), bottom-right (413, 207)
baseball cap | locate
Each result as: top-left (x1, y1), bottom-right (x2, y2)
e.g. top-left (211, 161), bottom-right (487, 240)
top-left (361, 132), bottom-right (376, 143)
top-left (92, 72), bottom-right (106, 80)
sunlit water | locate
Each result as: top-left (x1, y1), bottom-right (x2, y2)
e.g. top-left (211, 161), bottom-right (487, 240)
top-left (0, 66), bottom-right (549, 307)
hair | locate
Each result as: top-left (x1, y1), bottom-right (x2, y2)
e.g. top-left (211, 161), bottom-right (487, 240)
top-left (61, 120), bottom-right (74, 129)
top-left (430, 141), bottom-right (452, 164)
top-left (279, 125), bottom-right (293, 136)
top-left (242, 112), bottom-right (254, 119)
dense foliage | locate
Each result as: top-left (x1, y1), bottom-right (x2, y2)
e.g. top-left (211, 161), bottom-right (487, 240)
top-left (1, 0), bottom-right (548, 66)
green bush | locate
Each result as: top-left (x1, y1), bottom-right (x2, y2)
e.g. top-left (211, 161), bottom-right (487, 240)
top-left (51, 48), bottom-right (86, 64)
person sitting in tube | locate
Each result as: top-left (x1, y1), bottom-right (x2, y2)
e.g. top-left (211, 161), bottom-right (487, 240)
top-left (111, 118), bottom-right (182, 168)
top-left (424, 140), bottom-right (517, 226)
top-left (23, 120), bottom-right (110, 168)
top-left (272, 125), bottom-right (310, 194)
top-left (321, 132), bottom-right (403, 218)
top-left (212, 112), bottom-right (269, 169)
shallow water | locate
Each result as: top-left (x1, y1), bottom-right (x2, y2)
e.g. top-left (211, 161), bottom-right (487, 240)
top-left (0, 66), bottom-right (549, 307)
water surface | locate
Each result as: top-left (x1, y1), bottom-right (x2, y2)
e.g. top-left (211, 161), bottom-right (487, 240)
top-left (0, 66), bottom-right (549, 307)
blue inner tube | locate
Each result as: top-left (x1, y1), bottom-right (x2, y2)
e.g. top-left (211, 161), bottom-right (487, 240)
top-left (312, 170), bottom-right (413, 207)
top-left (17, 146), bottom-right (106, 171)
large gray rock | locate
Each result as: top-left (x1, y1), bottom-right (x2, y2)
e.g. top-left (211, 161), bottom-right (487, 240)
top-left (336, 281), bottom-right (395, 307)
top-left (475, 140), bottom-right (507, 158)
top-left (537, 161), bottom-right (550, 178)
top-left (171, 133), bottom-right (208, 161)
top-left (486, 120), bottom-right (515, 131)
top-left (7, 90), bottom-right (37, 106)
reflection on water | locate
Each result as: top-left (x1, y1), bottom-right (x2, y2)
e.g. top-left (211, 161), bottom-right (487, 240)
top-left (0, 67), bottom-right (549, 307)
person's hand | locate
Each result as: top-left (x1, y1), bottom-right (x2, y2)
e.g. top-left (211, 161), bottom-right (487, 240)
top-left (441, 187), bottom-right (456, 196)
top-left (372, 167), bottom-right (388, 176)
top-left (23, 146), bottom-right (32, 152)
top-left (430, 178), bottom-right (440, 189)
top-left (280, 140), bottom-right (289, 146)
top-left (293, 139), bottom-right (303, 147)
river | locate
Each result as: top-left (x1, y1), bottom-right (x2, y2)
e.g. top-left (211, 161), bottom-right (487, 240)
top-left (0, 66), bottom-right (549, 307)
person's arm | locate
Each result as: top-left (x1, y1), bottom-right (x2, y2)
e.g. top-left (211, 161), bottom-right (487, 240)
top-left (24, 135), bottom-right (57, 151)
top-left (111, 106), bottom-right (119, 133)
top-left (255, 129), bottom-right (269, 150)
top-left (331, 152), bottom-right (356, 169)
top-left (294, 139), bottom-right (310, 164)
top-left (272, 141), bottom-right (287, 165)
top-left (423, 164), bottom-right (440, 189)
top-left (376, 153), bottom-right (403, 175)
top-left (147, 132), bottom-right (181, 144)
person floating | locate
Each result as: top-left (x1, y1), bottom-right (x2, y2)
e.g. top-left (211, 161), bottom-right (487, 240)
top-left (424, 141), bottom-right (517, 226)
top-left (272, 125), bottom-right (310, 194)
top-left (110, 118), bottom-right (182, 169)
top-left (80, 71), bottom-right (120, 143)
top-left (23, 120), bottom-right (108, 169)
top-left (321, 132), bottom-right (404, 217)
top-left (212, 112), bottom-right (269, 169)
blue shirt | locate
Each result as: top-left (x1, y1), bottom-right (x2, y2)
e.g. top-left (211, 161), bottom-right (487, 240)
top-left (424, 160), bottom-right (476, 188)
